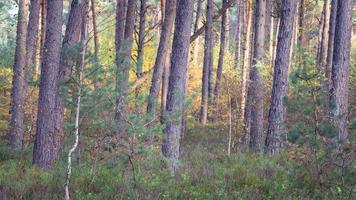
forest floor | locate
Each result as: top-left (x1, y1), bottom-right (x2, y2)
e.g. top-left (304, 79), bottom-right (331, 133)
top-left (0, 123), bottom-right (355, 199)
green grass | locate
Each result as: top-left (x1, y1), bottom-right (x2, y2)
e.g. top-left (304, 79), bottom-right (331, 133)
top-left (0, 123), bottom-right (354, 199)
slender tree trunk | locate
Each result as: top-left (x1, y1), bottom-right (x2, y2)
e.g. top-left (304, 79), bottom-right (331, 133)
top-left (240, 0), bottom-right (253, 132)
top-left (162, 0), bottom-right (194, 174)
top-left (317, 0), bottom-right (329, 71)
top-left (214, 0), bottom-right (228, 100)
top-left (146, 0), bottom-right (176, 119)
top-left (24, 0), bottom-right (41, 90)
top-left (161, 47), bottom-right (171, 120)
top-left (234, 0), bottom-right (242, 69)
top-left (8, 0), bottom-right (28, 148)
top-left (329, 0), bottom-right (352, 141)
top-left (193, 0), bottom-right (203, 68)
top-left (115, 0), bottom-right (136, 129)
top-left (54, 0), bottom-right (89, 160)
top-left (90, 0), bottom-right (100, 89)
top-left (65, 9), bottom-right (88, 200)
top-left (33, 0), bottom-right (63, 170)
top-left (326, 0), bottom-right (337, 91)
top-left (200, 0), bottom-right (214, 125)
top-left (246, 0), bottom-right (266, 152)
top-left (265, 0), bottom-right (297, 154)
top-left (136, 0), bottom-right (147, 78)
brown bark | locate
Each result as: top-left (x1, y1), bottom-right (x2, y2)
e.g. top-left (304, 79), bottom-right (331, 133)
top-left (146, 0), bottom-right (176, 119)
top-left (24, 0), bottom-right (41, 88)
top-left (190, 0), bottom-right (235, 43)
top-left (192, 0), bottom-right (203, 68)
top-left (265, 0), bottom-right (297, 154)
top-left (200, 0), bottom-right (214, 125)
top-left (8, 0), bottom-right (28, 147)
top-left (90, 0), bottom-right (100, 89)
top-left (54, 0), bottom-right (89, 159)
top-left (329, 0), bottom-right (352, 141)
top-left (316, 0), bottom-right (329, 71)
top-left (33, 0), bottom-right (63, 169)
top-left (214, 0), bottom-right (228, 100)
top-left (326, 0), bottom-right (337, 91)
top-left (234, 0), bottom-right (242, 69)
top-left (162, 0), bottom-right (194, 174)
top-left (136, 0), bottom-right (147, 77)
top-left (115, 0), bottom-right (136, 129)
top-left (246, 0), bottom-right (266, 152)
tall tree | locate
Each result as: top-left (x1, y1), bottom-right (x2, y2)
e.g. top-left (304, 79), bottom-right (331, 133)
top-left (240, 0), bottom-right (252, 134)
top-left (8, 0), bottom-right (28, 147)
top-left (326, 0), bottom-right (337, 91)
top-left (54, 0), bottom-right (89, 159)
top-left (33, 0), bottom-right (63, 169)
top-left (265, 0), bottom-right (297, 154)
top-left (192, 0), bottom-right (203, 68)
top-left (214, 0), bottom-right (228, 100)
top-left (162, 0), bottom-right (194, 173)
top-left (246, 0), bottom-right (266, 152)
top-left (316, 0), bottom-right (329, 71)
top-left (136, 0), bottom-right (147, 77)
top-left (115, 0), bottom-right (136, 128)
top-left (90, 0), bottom-right (100, 89)
top-left (24, 0), bottom-right (41, 89)
top-left (146, 0), bottom-right (176, 118)
top-left (329, 0), bottom-right (352, 141)
top-left (200, 0), bottom-right (214, 125)
top-left (234, 0), bottom-right (242, 69)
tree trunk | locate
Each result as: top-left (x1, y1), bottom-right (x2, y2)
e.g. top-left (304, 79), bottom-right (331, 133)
top-left (329, 0), bottom-right (352, 141)
top-left (246, 0), bottom-right (266, 152)
top-left (65, 8), bottom-right (88, 199)
top-left (265, 0), bottom-right (297, 154)
top-left (234, 0), bottom-right (242, 69)
top-left (136, 0), bottom-right (147, 78)
top-left (240, 0), bottom-right (252, 133)
top-left (161, 47), bottom-right (171, 121)
top-left (146, 0), bottom-right (176, 119)
top-left (115, 0), bottom-right (136, 129)
top-left (317, 0), bottom-right (329, 71)
top-left (33, 0), bottom-right (63, 170)
top-left (193, 0), bottom-right (203, 68)
top-left (54, 0), bottom-right (89, 160)
top-left (8, 0), bottom-right (28, 148)
top-left (200, 0), bottom-right (214, 125)
top-left (24, 0), bottom-right (41, 90)
top-left (214, 0), bottom-right (228, 100)
top-left (162, 0), bottom-right (194, 174)
top-left (326, 0), bottom-right (337, 91)
top-left (91, 0), bottom-right (100, 89)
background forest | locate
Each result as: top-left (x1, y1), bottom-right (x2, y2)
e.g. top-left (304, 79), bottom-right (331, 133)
top-left (0, 0), bottom-right (355, 199)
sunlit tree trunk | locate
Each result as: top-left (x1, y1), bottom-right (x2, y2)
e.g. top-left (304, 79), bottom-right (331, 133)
top-left (240, 0), bottom-right (253, 135)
